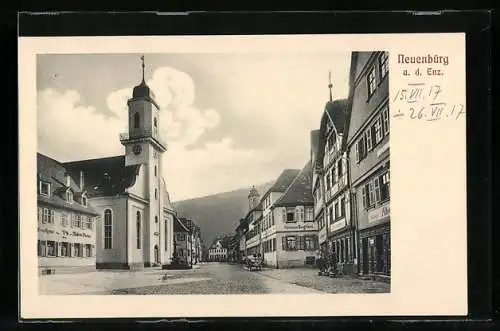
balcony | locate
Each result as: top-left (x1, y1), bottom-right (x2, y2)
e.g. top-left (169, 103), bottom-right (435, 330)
top-left (120, 129), bottom-right (167, 151)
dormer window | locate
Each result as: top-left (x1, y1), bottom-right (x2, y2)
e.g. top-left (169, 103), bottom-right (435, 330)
top-left (81, 194), bottom-right (87, 207)
top-left (39, 181), bottom-right (50, 197)
top-left (66, 190), bottom-right (73, 203)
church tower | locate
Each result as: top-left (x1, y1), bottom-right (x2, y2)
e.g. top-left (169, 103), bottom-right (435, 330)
top-left (120, 55), bottom-right (167, 267)
top-left (248, 186), bottom-right (260, 211)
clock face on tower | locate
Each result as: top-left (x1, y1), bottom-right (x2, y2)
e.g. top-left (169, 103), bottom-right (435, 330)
top-left (133, 144), bottom-right (142, 155)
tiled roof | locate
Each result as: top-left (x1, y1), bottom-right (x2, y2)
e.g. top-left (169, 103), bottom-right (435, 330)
top-left (37, 153), bottom-right (99, 216)
top-left (268, 169), bottom-right (301, 193)
top-left (63, 155), bottom-right (139, 198)
top-left (174, 216), bottom-right (189, 233)
top-left (324, 99), bottom-right (348, 134)
top-left (273, 160), bottom-right (314, 207)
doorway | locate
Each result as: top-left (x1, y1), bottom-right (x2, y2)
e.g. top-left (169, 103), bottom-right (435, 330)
top-left (154, 245), bottom-right (159, 265)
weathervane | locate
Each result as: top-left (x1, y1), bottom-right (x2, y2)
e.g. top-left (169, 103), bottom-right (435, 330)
top-left (328, 70), bottom-right (333, 102)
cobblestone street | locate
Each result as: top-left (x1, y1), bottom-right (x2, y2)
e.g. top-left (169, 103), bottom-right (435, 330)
top-left (39, 262), bottom-right (388, 295)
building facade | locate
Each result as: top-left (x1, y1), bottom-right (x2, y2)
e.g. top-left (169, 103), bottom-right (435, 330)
top-left (173, 216), bottom-right (191, 265)
top-left (208, 238), bottom-right (228, 262)
top-left (314, 98), bottom-right (357, 275)
top-left (61, 56), bottom-right (175, 270)
top-left (345, 51), bottom-right (390, 279)
top-left (37, 154), bottom-right (100, 272)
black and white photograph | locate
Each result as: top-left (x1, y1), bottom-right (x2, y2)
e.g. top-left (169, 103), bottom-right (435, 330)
top-left (36, 51), bottom-right (391, 295)
top-left (19, 33), bottom-right (468, 318)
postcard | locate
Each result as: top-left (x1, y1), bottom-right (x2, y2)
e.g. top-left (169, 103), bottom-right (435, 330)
top-left (19, 33), bottom-right (467, 318)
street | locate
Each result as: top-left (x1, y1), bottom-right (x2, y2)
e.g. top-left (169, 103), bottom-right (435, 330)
top-left (38, 262), bottom-right (389, 295)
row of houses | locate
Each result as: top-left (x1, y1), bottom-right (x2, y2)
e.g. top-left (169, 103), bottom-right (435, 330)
top-left (230, 51), bottom-right (390, 280)
top-left (37, 56), bottom-right (204, 273)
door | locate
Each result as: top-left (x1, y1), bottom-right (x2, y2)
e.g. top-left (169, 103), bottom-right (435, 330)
top-left (362, 238), bottom-right (369, 275)
top-left (154, 245), bottom-right (159, 264)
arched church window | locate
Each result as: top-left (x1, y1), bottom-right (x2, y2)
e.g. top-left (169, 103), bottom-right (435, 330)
top-left (104, 209), bottom-right (112, 249)
top-left (154, 165), bottom-right (157, 177)
top-left (136, 211), bottom-right (141, 249)
top-left (134, 112), bottom-right (140, 129)
top-left (154, 117), bottom-right (158, 128)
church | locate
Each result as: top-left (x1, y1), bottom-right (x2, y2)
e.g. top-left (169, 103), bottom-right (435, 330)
top-left (39, 56), bottom-right (176, 270)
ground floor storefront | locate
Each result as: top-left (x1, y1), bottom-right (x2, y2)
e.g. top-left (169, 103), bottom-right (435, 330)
top-left (327, 227), bottom-right (357, 275)
top-left (359, 222), bottom-right (390, 279)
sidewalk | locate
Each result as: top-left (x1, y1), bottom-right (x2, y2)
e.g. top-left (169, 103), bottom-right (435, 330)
top-left (258, 268), bottom-right (390, 293)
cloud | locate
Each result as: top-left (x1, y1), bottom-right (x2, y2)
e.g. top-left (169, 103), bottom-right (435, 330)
top-left (37, 67), bottom-right (267, 200)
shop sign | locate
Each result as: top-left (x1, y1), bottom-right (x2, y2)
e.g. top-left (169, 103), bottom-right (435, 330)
top-left (368, 203), bottom-right (390, 223)
top-left (329, 218), bottom-right (346, 232)
top-left (284, 223), bottom-right (315, 229)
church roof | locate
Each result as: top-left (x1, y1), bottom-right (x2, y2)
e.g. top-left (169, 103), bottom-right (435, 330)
top-left (37, 153), bottom-right (99, 216)
top-left (63, 155), bottom-right (140, 198)
top-left (273, 160), bottom-right (314, 207)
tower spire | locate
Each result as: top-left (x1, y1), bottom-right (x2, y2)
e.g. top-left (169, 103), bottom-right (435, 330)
top-left (140, 55), bottom-right (145, 83)
top-left (328, 70), bottom-right (333, 102)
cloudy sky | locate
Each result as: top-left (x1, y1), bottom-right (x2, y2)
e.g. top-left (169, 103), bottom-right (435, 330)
top-left (37, 52), bottom-right (350, 201)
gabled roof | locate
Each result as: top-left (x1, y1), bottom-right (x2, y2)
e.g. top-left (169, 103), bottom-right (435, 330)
top-left (269, 169), bottom-right (301, 192)
top-left (37, 153), bottom-right (99, 216)
top-left (273, 160), bottom-right (314, 208)
top-left (63, 155), bottom-right (140, 198)
top-left (174, 216), bottom-right (190, 233)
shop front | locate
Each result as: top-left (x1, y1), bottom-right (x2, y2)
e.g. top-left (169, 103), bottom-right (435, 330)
top-left (328, 224), bottom-right (356, 275)
top-left (359, 222), bottom-right (390, 278)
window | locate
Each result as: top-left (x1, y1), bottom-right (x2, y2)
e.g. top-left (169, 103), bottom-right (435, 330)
top-left (61, 213), bottom-right (68, 227)
top-left (49, 210), bottom-right (55, 223)
top-left (42, 208), bottom-right (54, 224)
top-left (136, 211), bottom-right (141, 249)
top-left (85, 216), bottom-right (92, 230)
top-left (46, 241), bottom-right (57, 257)
top-left (104, 209), bottom-right (112, 249)
top-left (337, 159), bottom-right (343, 178)
top-left (165, 219), bottom-right (169, 250)
top-left (82, 196), bottom-right (87, 206)
top-left (365, 129), bottom-right (373, 151)
top-left (134, 112), bottom-right (140, 129)
top-left (326, 174), bottom-right (331, 190)
top-left (286, 236), bottom-right (297, 250)
top-left (356, 136), bottom-right (367, 162)
top-left (295, 206), bottom-right (304, 222)
top-left (304, 236), bottom-right (315, 250)
top-left (154, 166), bottom-right (157, 177)
top-left (72, 214), bottom-right (82, 228)
top-left (66, 190), bottom-right (73, 202)
top-left (379, 52), bottom-right (389, 79)
top-left (382, 105), bottom-right (390, 135)
top-left (61, 242), bottom-right (70, 257)
top-left (85, 244), bottom-right (92, 257)
top-left (339, 197), bottom-right (346, 217)
top-left (367, 66), bottom-right (377, 96)
top-left (328, 206), bottom-right (334, 224)
top-left (373, 119), bottom-right (382, 144)
top-left (154, 117), bottom-right (158, 128)
top-left (331, 166), bottom-right (336, 184)
top-left (155, 216), bottom-right (158, 223)
top-left (39, 181), bottom-right (50, 196)
top-left (334, 202), bottom-right (339, 220)
top-left (380, 172), bottom-right (390, 201)
top-left (286, 208), bottom-right (295, 223)
top-left (305, 207), bottom-right (314, 222)
top-left (38, 240), bottom-right (46, 256)
top-left (155, 188), bottom-right (158, 200)
top-left (74, 243), bottom-right (83, 257)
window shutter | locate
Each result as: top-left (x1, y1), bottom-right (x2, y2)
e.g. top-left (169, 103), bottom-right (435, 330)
top-left (281, 208), bottom-right (286, 223)
top-left (374, 177), bottom-right (381, 203)
top-left (298, 236), bottom-right (303, 250)
top-left (368, 182), bottom-right (375, 206)
top-left (361, 186), bottom-right (367, 209)
top-left (356, 141), bottom-right (360, 162)
top-left (282, 236), bottom-right (287, 250)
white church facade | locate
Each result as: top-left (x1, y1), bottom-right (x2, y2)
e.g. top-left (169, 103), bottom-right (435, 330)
top-left (48, 56), bottom-right (175, 270)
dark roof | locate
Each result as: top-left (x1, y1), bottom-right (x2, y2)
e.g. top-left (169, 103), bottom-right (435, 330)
top-left (268, 169), bottom-right (301, 193)
top-left (174, 216), bottom-right (190, 233)
top-left (324, 99), bottom-right (348, 134)
top-left (63, 155), bottom-right (140, 198)
top-left (274, 160), bottom-right (314, 207)
top-left (37, 153), bottom-right (99, 216)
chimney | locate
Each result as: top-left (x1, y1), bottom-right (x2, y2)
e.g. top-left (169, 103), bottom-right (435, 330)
top-left (65, 173), bottom-right (71, 187)
top-left (80, 170), bottom-right (85, 190)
